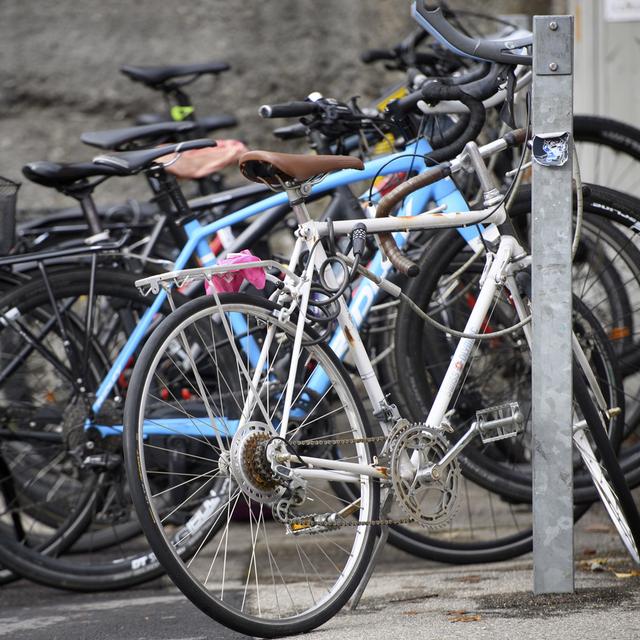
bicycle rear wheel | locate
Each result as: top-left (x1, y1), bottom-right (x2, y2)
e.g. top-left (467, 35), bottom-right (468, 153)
top-left (125, 293), bottom-right (379, 638)
top-left (0, 265), bottom-right (204, 590)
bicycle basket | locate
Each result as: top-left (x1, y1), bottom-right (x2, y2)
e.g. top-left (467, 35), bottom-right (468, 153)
top-left (0, 177), bottom-right (19, 255)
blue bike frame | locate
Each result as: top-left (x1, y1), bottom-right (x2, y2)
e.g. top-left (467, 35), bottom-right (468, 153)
top-left (92, 137), bottom-right (480, 434)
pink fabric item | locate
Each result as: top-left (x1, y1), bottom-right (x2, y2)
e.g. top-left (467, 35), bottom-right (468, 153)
top-left (160, 140), bottom-right (249, 179)
top-left (207, 250), bottom-right (266, 293)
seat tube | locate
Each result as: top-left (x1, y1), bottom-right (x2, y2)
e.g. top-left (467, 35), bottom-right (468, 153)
top-left (287, 185), bottom-right (389, 422)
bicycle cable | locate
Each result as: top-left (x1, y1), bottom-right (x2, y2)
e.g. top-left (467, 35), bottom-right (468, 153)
top-left (338, 252), bottom-right (531, 340)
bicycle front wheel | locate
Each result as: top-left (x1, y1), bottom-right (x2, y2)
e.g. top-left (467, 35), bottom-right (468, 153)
top-left (124, 293), bottom-right (379, 638)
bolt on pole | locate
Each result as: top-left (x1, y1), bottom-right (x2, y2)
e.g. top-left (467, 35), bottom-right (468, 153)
top-left (531, 15), bottom-right (575, 594)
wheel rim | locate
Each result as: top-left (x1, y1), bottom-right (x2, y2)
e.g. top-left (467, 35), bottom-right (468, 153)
top-left (132, 299), bottom-right (376, 628)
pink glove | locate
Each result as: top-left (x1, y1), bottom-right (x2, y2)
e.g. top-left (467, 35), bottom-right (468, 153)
top-left (207, 250), bottom-right (266, 293)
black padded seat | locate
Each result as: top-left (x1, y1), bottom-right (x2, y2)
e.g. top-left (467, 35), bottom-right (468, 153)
top-left (134, 113), bottom-right (238, 132)
top-left (22, 161), bottom-right (122, 191)
top-left (120, 61), bottom-right (230, 87)
top-left (81, 122), bottom-right (197, 151)
top-left (93, 138), bottom-right (216, 175)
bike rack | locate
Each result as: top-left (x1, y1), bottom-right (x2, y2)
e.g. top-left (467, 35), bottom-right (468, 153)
top-left (531, 15), bottom-right (575, 593)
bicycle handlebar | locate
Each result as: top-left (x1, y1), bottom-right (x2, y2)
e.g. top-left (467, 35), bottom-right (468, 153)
top-left (259, 102), bottom-right (322, 119)
top-left (374, 128), bottom-right (527, 277)
top-left (389, 82), bottom-right (486, 163)
top-left (412, 1), bottom-right (532, 66)
top-left (272, 123), bottom-right (309, 140)
top-left (360, 48), bottom-right (398, 64)
top-left (448, 63), bottom-right (507, 100)
top-left (375, 164), bottom-right (452, 277)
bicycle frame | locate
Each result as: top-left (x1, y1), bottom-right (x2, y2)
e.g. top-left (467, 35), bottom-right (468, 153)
top-left (131, 193), bottom-right (513, 475)
top-left (91, 137), bottom-right (484, 426)
top-left (128, 130), bottom-right (639, 563)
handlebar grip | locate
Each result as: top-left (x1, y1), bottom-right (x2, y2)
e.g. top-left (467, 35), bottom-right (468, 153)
top-left (360, 49), bottom-right (397, 64)
top-left (421, 83), bottom-right (486, 163)
top-left (272, 123), bottom-right (308, 140)
top-left (452, 63), bottom-right (505, 101)
top-left (376, 164), bottom-right (452, 277)
top-left (259, 102), bottom-right (321, 119)
top-left (390, 85), bottom-right (428, 115)
top-left (412, 50), bottom-right (444, 66)
top-left (429, 111), bottom-right (470, 150)
top-left (388, 81), bottom-right (486, 163)
top-left (446, 62), bottom-right (491, 88)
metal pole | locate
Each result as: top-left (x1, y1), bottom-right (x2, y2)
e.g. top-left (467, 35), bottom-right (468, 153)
top-left (531, 15), bottom-right (575, 594)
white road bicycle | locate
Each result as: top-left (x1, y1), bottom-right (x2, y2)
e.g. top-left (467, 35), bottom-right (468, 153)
top-left (123, 131), bottom-right (640, 638)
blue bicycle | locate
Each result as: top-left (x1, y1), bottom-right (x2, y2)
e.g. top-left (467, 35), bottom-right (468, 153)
top-left (0, 99), bottom-right (494, 589)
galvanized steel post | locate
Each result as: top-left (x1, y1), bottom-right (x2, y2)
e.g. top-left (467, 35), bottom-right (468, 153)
top-left (531, 15), bottom-right (575, 593)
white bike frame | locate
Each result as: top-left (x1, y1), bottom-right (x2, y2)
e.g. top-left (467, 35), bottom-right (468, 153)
top-left (262, 192), bottom-right (527, 483)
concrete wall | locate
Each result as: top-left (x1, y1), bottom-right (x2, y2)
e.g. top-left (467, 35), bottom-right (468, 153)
top-left (571, 0), bottom-right (640, 122)
top-left (1, 0), bottom-right (553, 209)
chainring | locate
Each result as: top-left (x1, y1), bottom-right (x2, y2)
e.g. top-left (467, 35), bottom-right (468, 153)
top-left (389, 422), bottom-right (460, 529)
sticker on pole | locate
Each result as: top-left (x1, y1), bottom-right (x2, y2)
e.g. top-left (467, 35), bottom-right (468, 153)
top-left (532, 132), bottom-right (570, 167)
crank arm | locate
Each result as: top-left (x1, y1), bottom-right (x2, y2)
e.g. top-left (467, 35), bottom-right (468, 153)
top-left (417, 402), bottom-right (526, 482)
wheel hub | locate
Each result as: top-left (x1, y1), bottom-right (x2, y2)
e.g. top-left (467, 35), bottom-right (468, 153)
top-left (229, 423), bottom-right (285, 503)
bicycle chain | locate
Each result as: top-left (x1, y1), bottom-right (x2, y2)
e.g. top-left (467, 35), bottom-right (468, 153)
top-left (286, 513), bottom-right (414, 530)
top-left (286, 434), bottom-right (418, 529)
top-left (293, 435), bottom-right (386, 446)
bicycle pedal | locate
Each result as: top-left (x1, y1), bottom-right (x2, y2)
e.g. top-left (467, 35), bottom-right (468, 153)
top-left (476, 402), bottom-right (525, 443)
top-left (286, 514), bottom-right (335, 536)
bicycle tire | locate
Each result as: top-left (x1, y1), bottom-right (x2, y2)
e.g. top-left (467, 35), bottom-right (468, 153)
top-left (574, 115), bottom-right (640, 198)
top-left (572, 364), bottom-right (640, 560)
top-left (0, 265), bottom-right (210, 590)
top-left (124, 293), bottom-right (380, 638)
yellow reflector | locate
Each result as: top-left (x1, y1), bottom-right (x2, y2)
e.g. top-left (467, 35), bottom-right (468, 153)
top-left (373, 85), bottom-right (409, 154)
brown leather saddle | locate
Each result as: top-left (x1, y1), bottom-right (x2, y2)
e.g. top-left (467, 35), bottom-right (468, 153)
top-left (239, 150), bottom-right (364, 188)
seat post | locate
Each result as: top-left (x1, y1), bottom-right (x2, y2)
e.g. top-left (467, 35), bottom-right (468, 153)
top-left (76, 192), bottom-right (104, 236)
top-left (61, 185), bottom-right (105, 238)
top-left (284, 183), bottom-right (313, 225)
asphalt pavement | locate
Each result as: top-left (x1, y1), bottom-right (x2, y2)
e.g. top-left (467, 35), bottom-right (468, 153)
top-left (1, 502), bottom-right (639, 640)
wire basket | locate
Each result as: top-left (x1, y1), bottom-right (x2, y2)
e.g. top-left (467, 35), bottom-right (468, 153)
top-left (0, 177), bottom-right (19, 255)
